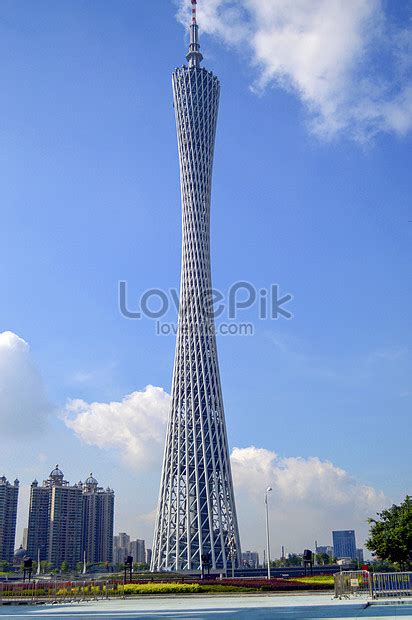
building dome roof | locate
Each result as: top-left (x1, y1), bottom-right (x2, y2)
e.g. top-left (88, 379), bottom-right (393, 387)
top-left (14, 546), bottom-right (28, 560)
top-left (49, 465), bottom-right (64, 479)
top-left (85, 473), bottom-right (98, 486)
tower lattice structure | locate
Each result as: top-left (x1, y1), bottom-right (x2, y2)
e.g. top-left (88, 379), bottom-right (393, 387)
top-left (151, 1), bottom-right (241, 572)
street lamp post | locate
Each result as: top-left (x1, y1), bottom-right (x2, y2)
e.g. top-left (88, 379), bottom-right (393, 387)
top-left (265, 486), bottom-right (272, 580)
top-left (228, 536), bottom-right (236, 578)
top-left (314, 540), bottom-right (317, 567)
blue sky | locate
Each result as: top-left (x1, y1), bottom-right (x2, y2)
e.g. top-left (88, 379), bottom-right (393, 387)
top-left (0, 0), bottom-right (411, 557)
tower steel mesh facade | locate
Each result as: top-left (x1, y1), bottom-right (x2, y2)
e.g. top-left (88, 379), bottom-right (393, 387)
top-left (151, 4), bottom-right (241, 572)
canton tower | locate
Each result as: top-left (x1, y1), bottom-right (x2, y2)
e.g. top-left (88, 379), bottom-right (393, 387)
top-left (151, 0), bottom-right (241, 572)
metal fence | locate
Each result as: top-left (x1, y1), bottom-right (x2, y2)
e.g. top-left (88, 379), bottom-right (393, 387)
top-left (0, 578), bottom-right (213, 603)
top-left (334, 571), bottom-right (412, 599)
top-left (373, 572), bottom-right (412, 598)
top-left (334, 571), bottom-right (372, 598)
top-left (0, 580), bottom-right (124, 603)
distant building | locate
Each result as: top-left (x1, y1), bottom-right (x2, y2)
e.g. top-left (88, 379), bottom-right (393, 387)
top-left (113, 533), bottom-right (148, 566)
top-left (22, 528), bottom-right (28, 551)
top-left (112, 536), bottom-right (120, 564)
top-left (118, 532), bottom-right (131, 549)
top-left (27, 466), bottom-right (114, 569)
top-left (316, 545), bottom-right (334, 558)
top-left (0, 476), bottom-right (19, 564)
top-left (241, 550), bottom-right (260, 568)
top-left (82, 474), bottom-right (114, 564)
top-left (129, 539), bottom-right (145, 564)
top-left (337, 557), bottom-right (353, 566)
top-left (356, 548), bottom-right (364, 563)
top-left (46, 467), bottom-right (83, 569)
top-left (332, 530), bottom-right (357, 561)
top-left (27, 478), bottom-right (51, 562)
top-left (113, 532), bottom-right (130, 565)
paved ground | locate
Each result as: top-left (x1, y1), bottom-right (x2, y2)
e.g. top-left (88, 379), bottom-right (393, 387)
top-left (0, 594), bottom-right (411, 619)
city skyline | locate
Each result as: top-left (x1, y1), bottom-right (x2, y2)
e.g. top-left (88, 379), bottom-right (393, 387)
top-left (0, 0), bottom-right (411, 558)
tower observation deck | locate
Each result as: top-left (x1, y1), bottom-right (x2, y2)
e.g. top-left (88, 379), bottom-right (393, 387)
top-left (151, 0), bottom-right (241, 572)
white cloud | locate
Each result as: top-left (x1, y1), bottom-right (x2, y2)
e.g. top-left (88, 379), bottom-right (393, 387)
top-left (177, 0), bottom-right (412, 140)
top-left (231, 446), bottom-right (387, 553)
top-left (64, 385), bottom-right (170, 470)
top-left (64, 383), bottom-right (387, 552)
top-left (0, 331), bottom-right (51, 435)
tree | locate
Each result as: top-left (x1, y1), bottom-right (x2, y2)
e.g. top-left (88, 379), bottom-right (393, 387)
top-left (133, 561), bottom-right (149, 572)
top-left (285, 553), bottom-right (303, 566)
top-left (366, 496), bottom-right (412, 570)
top-left (40, 560), bottom-right (52, 574)
top-left (269, 559), bottom-right (283, 568)
top-left (60, 560), bottom-right (69, 573)
top-left (369, 559), bottom-right (397, 572)
top-left (315, 552), bottom-right (334, 565)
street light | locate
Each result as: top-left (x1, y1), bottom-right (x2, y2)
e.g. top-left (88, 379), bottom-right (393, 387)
top-left (265, 486), bottom-right (272, 580)
top-left (228, 536), bottom-right (236, 578)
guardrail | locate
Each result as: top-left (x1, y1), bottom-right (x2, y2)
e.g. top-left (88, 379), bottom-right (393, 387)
top-left (334, 571), bottom-right (412, 599)
top-left (334, 571), bottom-right (372, 598)
top-left (373, 572), bottom-right (412, 598)
top-left (0, 580), bottom-right (122, 603)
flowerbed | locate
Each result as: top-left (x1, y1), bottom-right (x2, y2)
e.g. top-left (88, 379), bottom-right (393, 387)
top-left (0, 577), bottom-right (333, 599)
top-left (123, 583), bottom-right (201, 595)
top-left (218, 578), bottom-right (332, 591)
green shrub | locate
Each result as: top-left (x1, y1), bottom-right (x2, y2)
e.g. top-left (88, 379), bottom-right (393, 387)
top-left (293, 576), bottom-right (334, 586)
top-left (120, 582), bottom-right (258, 595)
top-left (123, 583), bottom-right (201, 595)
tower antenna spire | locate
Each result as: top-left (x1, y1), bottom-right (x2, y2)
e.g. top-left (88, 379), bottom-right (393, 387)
top-left (186, 0), bottom-right (203, 67)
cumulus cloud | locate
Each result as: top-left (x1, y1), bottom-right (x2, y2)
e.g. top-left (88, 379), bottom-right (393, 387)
top-left (0, 331), bottom-right (51, 434)
top-left (64, 383), bottom-right (387, 551)
top-left (177, 0), bottom-right (412, 140)
top-left (231, 446), bottom-right (387, 552)
top-left (64, 385), bottom-right (170, 470)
